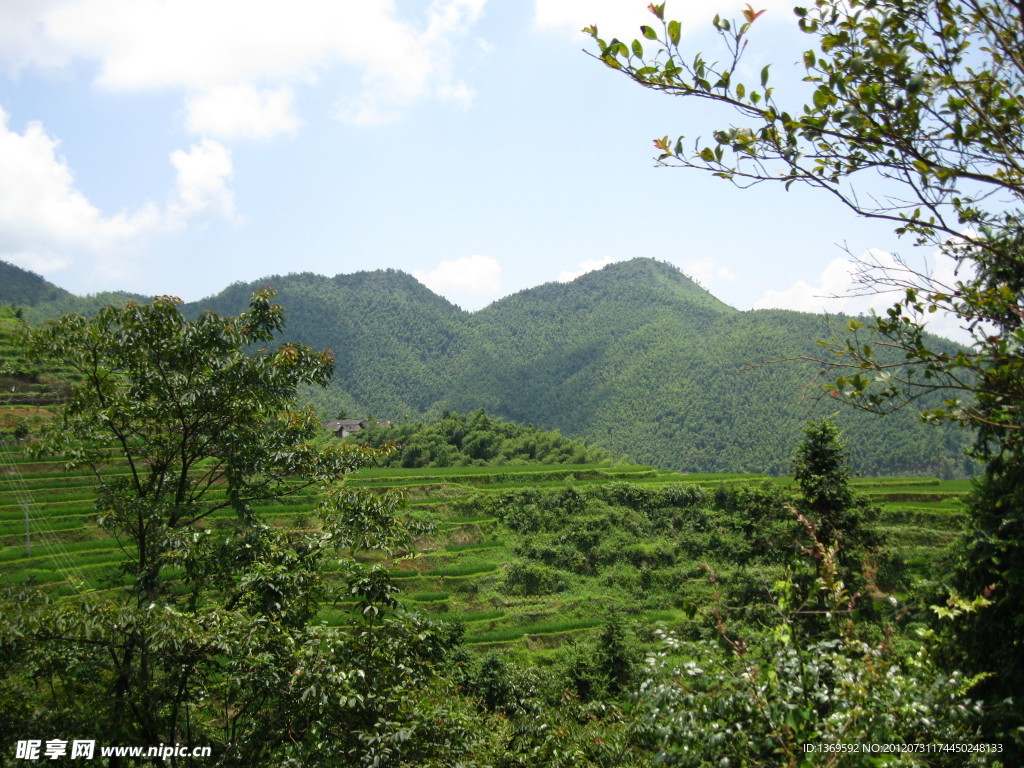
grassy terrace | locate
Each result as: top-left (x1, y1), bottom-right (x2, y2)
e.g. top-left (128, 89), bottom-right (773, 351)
top-left (1, 442), bottom-right (969, 651)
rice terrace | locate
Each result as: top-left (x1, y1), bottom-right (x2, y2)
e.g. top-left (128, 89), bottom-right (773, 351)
top-left (0, 449), bottom-right (969, 647)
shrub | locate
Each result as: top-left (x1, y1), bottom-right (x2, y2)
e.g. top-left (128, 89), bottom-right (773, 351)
top-left (500, 561), bottom-right (569, 597)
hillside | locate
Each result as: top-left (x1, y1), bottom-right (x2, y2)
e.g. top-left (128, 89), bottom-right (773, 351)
top-left (0, 258), bottom-right (973, 475)
top-left (0, 262), bottom-right (74, 306)
top-left (444, 261), bottom-right (969, 475)
top-left (180, 269), bottom-right (469, 418)
top-left (0, 305), bottom-right (74, 434)
top-left (0, 261), bottom-right (147, 325)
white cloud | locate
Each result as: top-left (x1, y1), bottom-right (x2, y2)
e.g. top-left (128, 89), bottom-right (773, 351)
top-left (753, 249), bottom-right (973, 343)
top-left (0, 1), bottom-right (73, 76)
top-left (2, 249), bottom-right (73, 276)
top-left (414, 254), bottom-right (502, 298)
top-left (186, 86), bottom-right (300, 140)
top-left (0, 108), bottom-right (236, 280)
top-left (557, 255), bottom-right (618, 282)
top-left (753, 256), bottom-right (867, 313)
top-left (684, 257), bottom-right (734, 286)
top-left (534, 0), bottom-right (795, 40)
top-left (1, 0), bottom-right (487, 136)
top-left (437, 81), bottom-right (476, 109)
top-left (168, 138), bottom-right (239, 225)
top-left (0, 107), bottom-right (157, 254)
top-left (334, 97), bottom-right (401, 128)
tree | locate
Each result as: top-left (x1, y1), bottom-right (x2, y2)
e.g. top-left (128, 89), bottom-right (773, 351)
top-left (587, 0), bottom-right (1023, 751)
top-left (2, 293), bottom-right (474, 766)
top-left (21, 291), bottom-right (368, 603)
top-left (584, 0), bottom-right (1021, 425)
top-left (792, 419), bottom-right (881, 590)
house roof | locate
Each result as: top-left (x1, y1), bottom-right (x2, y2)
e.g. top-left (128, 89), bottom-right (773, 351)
top-left (323, 418), bottom-right (368, 431)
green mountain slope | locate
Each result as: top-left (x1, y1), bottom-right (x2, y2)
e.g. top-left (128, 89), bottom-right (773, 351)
top-left (442, 261), bottom-right (967, 475)
top-left (448, 259), bottom-right (735, 421)
top-left (180, 269), bottom-right (469, 418)
top-left (0, 262), bottom-right (73, 306)
top-left (1, 261), bottom-right (148, 326)
top-left (0, 258), bottom-right (972, 475)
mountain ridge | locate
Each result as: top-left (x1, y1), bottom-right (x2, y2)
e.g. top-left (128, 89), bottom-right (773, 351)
top-left (0, 258), bottom-right (971, 475)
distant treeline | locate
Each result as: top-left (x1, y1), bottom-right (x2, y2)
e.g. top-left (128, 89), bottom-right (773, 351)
top-left (345, 409), bottom-right (611, 468)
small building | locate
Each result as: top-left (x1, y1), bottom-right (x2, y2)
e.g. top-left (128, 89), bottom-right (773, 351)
top-left (323, 418), bottom-right (369, 438)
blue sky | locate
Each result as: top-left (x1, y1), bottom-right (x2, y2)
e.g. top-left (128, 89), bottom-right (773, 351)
top-left (0, 0), bottom-right (965, 338)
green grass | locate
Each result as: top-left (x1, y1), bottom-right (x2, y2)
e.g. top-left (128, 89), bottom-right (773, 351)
top-left (466, 617), bottom-right (605, 644)
top-left (408, 591), bottom-right (450, 602)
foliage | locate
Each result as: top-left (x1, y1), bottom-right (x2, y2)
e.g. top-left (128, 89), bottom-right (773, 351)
top-left (2, 293), bottom-right (477, 766)
top-left (586, 0), bottom-right (1024, 752)
top-left (633, 524), bottom-right (988, 767)
top-left (793, 419), bottom-right (883, 593)
top-left (347, 408), bottom-right (609, 468)
top-left (471, 651), bottom-right (545, 717)
top-left (943, 454), bottom-right (1024, 751)
top-left (500, 560), bottom-right (570, 597)
top-left (3, 258), bottom-right (972, 477)
top-left (2, 428), bottom-right (977, 765)
top-left (560, 612), bottom-right (646, 700)
top-left (19, 292), bottom-right (365, 600)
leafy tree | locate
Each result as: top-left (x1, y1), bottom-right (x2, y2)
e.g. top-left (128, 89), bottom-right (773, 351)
top-left (592, 612), bottom-right (645, 697)
top-left (20, 291), bottom-right (365, 603)
top-left (587, 0), bottom-right (1023, 749)
top-left (2, 293), bottom-right (474, 766)
top-left (792, 419), bottom-right (881, 594)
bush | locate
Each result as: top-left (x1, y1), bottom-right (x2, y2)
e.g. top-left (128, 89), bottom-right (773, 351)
top-left (500, 561), bottom-right (569, 597)
top-left (634, 524), bottom-right (987, 766)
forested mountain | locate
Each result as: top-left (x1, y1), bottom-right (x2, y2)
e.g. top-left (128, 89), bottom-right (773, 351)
top-left (1, 261), bottom-right (147, 324)
top-left (445, 260), bottom-right (968, 475)
top-left (1, 257), bottom-right (973, 475)
top-left (180, 269), bottom-right (470, 419)
top-left (0, 261), bottom-right (74, 306)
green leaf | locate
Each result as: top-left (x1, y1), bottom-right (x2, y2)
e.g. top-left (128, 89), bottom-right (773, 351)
top-left (668, 19), bottom-right (681, 45)
top-left (640, 25), bottom-right (657, 40)
top-left (761, 64), bottom-right (770, 86)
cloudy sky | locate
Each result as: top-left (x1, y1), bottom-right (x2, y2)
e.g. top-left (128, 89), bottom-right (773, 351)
top-left (0, 0), bottom-right (964, 337)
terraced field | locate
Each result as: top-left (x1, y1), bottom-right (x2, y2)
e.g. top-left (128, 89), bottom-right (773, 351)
top-left (0, 306), bottom-right (74, 435)
top-left (1, 442), bottom-right (969, 651)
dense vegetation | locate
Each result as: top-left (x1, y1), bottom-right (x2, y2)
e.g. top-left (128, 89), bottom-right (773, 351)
top-left (346, 409), bottom-right (610, 467)
top-left (0, 305), bottom-right (72, 435)
top-left (3, 290), bottom-right (994, 764)
top-left (589, 0), bottom-right (1024, 755)
top-left (2, 293), bottom-right (478, 766)
top-left (0, 257), bottom-right (972, 477)
top-left (0, 263), bottom-right (73, 307)
top-left (0, 411), bottom-right (989, 765)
